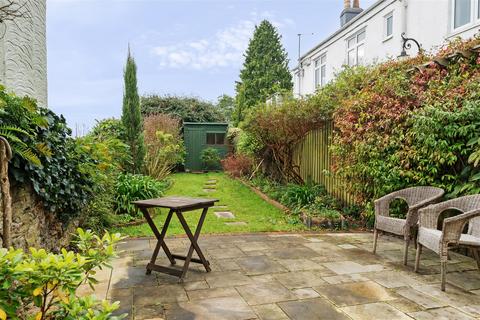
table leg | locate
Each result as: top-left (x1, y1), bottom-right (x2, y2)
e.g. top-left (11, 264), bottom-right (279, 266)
top-left (176, 208), bottom-right (211, 279)
top-left (140, 207), bottom-right (176, 274)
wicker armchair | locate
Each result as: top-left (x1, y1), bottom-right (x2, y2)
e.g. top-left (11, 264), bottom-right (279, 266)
top-left (373, 186), bottom-right (445, 265)
top-left (414, 195), bottom-right (480, 291)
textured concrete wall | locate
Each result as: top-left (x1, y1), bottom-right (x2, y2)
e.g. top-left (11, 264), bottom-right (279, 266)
top-left (0, 0), bottom-right (47, 106)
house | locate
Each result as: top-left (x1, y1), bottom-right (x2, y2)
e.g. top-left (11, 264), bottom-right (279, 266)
top-left (0, 0), bottom-right (47, 106)
top-left (293, 0), bottom-right (480, 97)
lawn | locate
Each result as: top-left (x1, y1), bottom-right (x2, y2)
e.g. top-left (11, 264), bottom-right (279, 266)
top-left (113, 172), bottom-right (305, 237)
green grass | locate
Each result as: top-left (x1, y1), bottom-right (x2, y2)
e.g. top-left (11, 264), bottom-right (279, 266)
top-left (112, 172), bottom-right (305, 237)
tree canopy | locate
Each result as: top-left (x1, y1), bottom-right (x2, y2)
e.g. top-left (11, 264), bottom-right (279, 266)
top-left (235, 20), bottom-right (293, 124)
top-left (141, 94), bottom-right (224, 123)
top-left (121, 50), bottom-right (145, 173)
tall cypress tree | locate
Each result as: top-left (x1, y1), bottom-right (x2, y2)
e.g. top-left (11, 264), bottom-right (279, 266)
top-left (122, 48), bottom-right (145, 173)
top-left (235, 20), bottom-right (292, 124)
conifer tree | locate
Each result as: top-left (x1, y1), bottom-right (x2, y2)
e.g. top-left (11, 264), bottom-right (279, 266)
top-left (235, 20), bottom-right (292, 124)
top-left (121, 48), bottom-right (145, 173)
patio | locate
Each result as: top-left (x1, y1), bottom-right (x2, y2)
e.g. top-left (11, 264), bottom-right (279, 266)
top-left (89, 232), bottom-right (480, 319)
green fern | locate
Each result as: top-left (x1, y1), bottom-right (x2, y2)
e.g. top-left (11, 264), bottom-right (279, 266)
top-left (0, 125), bottom-right (41, 165)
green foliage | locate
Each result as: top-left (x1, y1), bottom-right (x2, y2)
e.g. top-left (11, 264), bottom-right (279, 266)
top-left (235, 20), bottom-right (293, 124)
top-left (200, 147), bottom-right (221, 170)
top-left (141, 94), bottom-right (224, 122)
top-left (89, 118), bottom-right (126, 141)
top-left (76, 135), bottom-right (130, 231)
top-left (0, 228), bottom-right (125, 320)
top-left (243, 37), bottom-right (480, 220)
top-left (236, 129), bottom-right (263, 158)
top-left (144, 114), bottom-right (185, 181)
top-left (121, 51), bottom-right (146, 173)
top-left (3, 95), bottom-right (95, 222)
top-left (216, 94), bottom-right (235, 122)
top-left (114, 173), bottom-right (170, 219)
top-left (280, 183), bottom-right (325, 209)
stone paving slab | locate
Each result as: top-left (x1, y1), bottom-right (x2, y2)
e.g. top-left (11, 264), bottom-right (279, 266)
top-left (100, 232), bottom-right (480, 319)
top-left (213, 211), bottom-right (235, 219)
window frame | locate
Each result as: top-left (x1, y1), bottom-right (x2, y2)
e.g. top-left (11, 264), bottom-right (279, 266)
top-left (206, 132), bottom-right (225, 146)
top-left (451, 0), bottom-right (480, 31)
top-left (384, 12), bottom-right (394, 40)
top-left (314, 54), bottom-right (327, 88)
top-left (346, 29), bottom-right (366, 67)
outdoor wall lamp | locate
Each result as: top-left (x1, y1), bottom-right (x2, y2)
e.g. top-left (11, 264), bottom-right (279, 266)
top-left (398, 32), bottom-right (423, 58)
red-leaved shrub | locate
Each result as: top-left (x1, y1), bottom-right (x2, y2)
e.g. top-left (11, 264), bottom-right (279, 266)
top-left (221, 154), bottom-right (254, 178)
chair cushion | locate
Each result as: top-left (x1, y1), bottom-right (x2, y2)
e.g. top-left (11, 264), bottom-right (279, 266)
top-left (459, 233), bottom-right (480, 247)
top-left (375, 215), bottom-right (406, 236)
top-left (418, 227), bottom-right (441, 254)
top-left (418, 227), bottom-right (480, 254)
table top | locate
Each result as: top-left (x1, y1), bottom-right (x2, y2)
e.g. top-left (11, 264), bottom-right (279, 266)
top-left (133, 196), bottom-right (219, 210)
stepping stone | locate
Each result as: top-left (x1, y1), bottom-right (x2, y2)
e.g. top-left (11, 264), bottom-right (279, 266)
top-left (225, 222), bottom-right (248, 226)
top-left (203, 189), bottom-right (215, 193)
top-left (214, 211), bottom-right (235, 219)
top-left (203, 185), bottom-right (216, 189)
top-left (213, 205), bottom-right (228, 209)
top-left (206, 180), bottom-right (217, 184)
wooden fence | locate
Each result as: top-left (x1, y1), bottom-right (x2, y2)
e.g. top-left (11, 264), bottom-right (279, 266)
top-left (293, 122), bottom-right (356, 206)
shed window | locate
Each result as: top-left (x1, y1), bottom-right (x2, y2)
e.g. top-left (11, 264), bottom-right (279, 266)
top-left (206, 132), bottom-right (225, 145)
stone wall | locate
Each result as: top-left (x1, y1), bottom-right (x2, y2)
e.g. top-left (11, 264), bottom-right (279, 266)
top-left (0, 0), bottom-right (47, 106)
top-left (1, 182), bottom-right (76, 251)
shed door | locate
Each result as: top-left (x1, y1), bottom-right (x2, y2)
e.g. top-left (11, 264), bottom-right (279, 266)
top-left (185, 127), bottom-right (204, 171)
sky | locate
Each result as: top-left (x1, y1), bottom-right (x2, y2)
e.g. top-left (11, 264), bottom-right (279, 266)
top-left (47, 0), bottom-right (376, 133)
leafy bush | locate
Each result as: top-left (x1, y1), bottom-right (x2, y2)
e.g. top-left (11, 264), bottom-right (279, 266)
top-left (280, 183), bottom-right (326, 209)
top-left (144, 114), bottom-right (185, 180)
top-left (88, 118), bottom-right (126, 141)
top-left (141, 94), bottom-right (224, 122)
top-left (114, 173), bottom-right (170, 219)
top-left (221, 154), bottom-right (253, 178)
top-left (243, 37), bottom-right (480, 219)
top-left (76, 136), bottom-right (130, 231)
top-left (200, 147), bottom-right (221, 170)
top-left (1, 89), bottom-right (96, 222)
top-left (0, 228), bottom-right (125, 319)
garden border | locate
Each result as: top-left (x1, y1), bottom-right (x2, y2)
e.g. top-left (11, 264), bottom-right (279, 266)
top-left (237, 178), bottom-right (349, 230)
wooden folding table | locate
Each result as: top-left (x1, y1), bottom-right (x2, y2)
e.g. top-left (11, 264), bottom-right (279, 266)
top-left (133, 196), bottom-right (218, 281)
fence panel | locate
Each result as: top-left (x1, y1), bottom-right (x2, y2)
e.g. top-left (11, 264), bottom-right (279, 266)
top-left (294, 122), bottom-right (356, 206)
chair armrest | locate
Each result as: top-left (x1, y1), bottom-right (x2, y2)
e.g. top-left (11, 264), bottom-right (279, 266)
top-left (442, 209), bottom-right (480, 244)
top-left (406, 194), bottom-right (444, 227)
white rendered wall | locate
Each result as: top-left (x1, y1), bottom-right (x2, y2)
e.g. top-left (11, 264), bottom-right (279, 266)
top-left (0, 0), bottom-right (47, 106)
top-left (294, 0), bottom-right (480, 97)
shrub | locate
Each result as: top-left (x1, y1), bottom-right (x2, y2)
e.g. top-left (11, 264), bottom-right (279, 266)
top-left (221, 154), bottom-right (253, 178)
top-left (141, 94), bottom-right (224, 122)
top-left (76, 136), bottom-right (130, 231)
top-left (114, 173), bottom-right (170, 219)
top-left (0, 228), bottom-right (125, 319)
top-left (88, 118), bottom-right (126, 141)
top-left (200, 147), bottom-right (221, 170)
top-left (2, 91), bottom-right (95, 222)
top-left (144, 114), bottom-right (185, 180)
top-left (243, 37), bottom-right (480, 220)
top-left (280, 183), bottom-right (326, 209)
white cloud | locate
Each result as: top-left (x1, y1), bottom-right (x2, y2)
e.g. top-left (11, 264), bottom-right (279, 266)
top-left (149, 13), bottom-right (294, 70)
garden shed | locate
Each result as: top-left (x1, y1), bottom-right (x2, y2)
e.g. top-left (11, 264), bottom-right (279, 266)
top-left (183, 122), bottom-right (229, 171)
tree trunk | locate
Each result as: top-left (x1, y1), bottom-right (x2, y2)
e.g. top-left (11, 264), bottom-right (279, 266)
top-left (0, 138), bottom-right (12, 248)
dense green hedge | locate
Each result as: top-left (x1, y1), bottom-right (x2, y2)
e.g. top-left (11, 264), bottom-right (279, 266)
top-left (242, 37), bottom-right (480, 219)
top-left (1, 87), bottom-right (95, 222)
